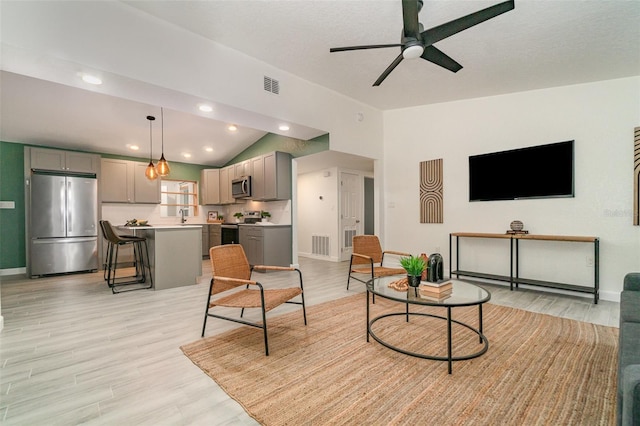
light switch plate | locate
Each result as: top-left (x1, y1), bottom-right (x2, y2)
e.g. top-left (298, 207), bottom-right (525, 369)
top-left (0, 201), bottom-right (15, 209)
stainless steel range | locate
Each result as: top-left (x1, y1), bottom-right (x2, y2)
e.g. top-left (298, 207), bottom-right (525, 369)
top-left (243, 211), bottom-right (262, 224)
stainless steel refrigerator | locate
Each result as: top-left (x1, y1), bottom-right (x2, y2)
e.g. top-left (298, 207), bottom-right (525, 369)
top-left (29, 172), bottom-right (98, 277)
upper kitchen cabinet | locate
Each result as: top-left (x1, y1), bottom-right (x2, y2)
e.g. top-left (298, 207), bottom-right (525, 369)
top-left (30, 147), bottom-right (99, 174)
top-left (200, 169), bottom-right (221, 205)
top-left (253, 151), bottom-right (292, 201)
top-left (219, 165), bottom-right (235, 204)
top-left (101, 158), bottom-right (161, 203)
top-left (201, 151), bottom-right (291, 204)
top-left (234, 159), bottom-right (251, 179)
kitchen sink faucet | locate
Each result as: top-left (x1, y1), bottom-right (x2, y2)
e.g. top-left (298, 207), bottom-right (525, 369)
top-left (179, 208), bottom-right (187, 223)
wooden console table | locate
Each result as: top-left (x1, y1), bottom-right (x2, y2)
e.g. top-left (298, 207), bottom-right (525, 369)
top-left (449, 232), bottom-right (600, 304)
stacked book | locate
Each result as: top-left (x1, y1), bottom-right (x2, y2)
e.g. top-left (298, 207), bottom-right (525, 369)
top-left (419, 281), bottom-right (453, 301)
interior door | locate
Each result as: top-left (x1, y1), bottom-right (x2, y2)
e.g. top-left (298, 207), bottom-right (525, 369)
top-left (339, 172), bottom-right (362, 261)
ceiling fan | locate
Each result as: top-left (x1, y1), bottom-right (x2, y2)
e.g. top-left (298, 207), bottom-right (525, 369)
top-left (330, 0), bottom-right (515, 86)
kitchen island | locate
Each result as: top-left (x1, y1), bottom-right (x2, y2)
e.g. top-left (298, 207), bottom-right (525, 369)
top-left (120, 225), bottom-right (202, 290)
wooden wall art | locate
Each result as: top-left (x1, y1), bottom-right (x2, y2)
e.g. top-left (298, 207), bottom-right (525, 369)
top-left (634, 127), bottom-right (639, 226)
top-left (420, 158), bottom-right (443, 223)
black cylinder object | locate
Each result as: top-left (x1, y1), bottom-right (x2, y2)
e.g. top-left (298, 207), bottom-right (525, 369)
top-left (427, 253), bottom-right (444, 283)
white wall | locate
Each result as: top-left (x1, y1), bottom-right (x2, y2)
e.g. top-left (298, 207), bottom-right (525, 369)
top-left (297, 168), bottom-right (339, 261)
top-left (383, 77), bottom-right (640, 301)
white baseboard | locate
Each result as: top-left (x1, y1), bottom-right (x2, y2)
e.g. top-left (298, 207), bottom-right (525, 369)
top-left (0, 267), bottom-right (26, 276)
top-left (298, 252), bottom-right (340, 262)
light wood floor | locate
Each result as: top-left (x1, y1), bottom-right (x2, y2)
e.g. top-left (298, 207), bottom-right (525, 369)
top-left (0, 257), bottom-right (619, 425)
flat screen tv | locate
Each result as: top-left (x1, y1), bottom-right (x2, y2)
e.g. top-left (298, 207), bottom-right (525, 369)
top-left (469, 140), bottom-right (574, 201)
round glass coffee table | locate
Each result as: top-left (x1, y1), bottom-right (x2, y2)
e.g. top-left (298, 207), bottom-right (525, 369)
top-left (366, 276), bottom-right (491, 374)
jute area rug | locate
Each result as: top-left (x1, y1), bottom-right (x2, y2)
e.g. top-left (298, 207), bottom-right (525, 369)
top-left (181, 294), bottom-right (618, 425)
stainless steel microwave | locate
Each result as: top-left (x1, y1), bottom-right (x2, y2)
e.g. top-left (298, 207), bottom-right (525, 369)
top-left (231, 176), bottom-right (252, 198)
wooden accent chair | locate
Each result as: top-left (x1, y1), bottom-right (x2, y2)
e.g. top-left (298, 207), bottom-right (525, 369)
top-left (202, 244), bottom-right (307, 356)
top-left (347, 235), bottom-right (410, 293)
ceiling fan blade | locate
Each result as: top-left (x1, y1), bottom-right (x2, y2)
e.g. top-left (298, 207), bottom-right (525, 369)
top-left (421, 45), bottom-right (463, 73)
top-left (373, 54), bottom-right (404, 86)
top-left (401, 0), bottom-right (420, 39)
top-left (330, 44), bottom-right (403, 53)
top-left (421, 0), bottom-right (514, 46)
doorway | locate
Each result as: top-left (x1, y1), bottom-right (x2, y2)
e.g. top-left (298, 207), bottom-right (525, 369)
top-left (364, 177), bottom-right (374, 235)
top-left (339, 172), bottom-right (362, 261)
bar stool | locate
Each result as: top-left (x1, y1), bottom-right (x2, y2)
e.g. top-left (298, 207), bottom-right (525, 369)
top-left (99, 220), bottom-right (153, 294)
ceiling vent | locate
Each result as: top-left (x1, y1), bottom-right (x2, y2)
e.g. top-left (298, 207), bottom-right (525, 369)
top-left (263, 76), bottom-right (279, 95)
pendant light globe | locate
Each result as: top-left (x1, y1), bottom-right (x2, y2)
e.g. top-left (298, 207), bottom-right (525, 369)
top-left (145, 115), bottom-right (158, 181)
top-left (157, 107), bottom-right (170, 177)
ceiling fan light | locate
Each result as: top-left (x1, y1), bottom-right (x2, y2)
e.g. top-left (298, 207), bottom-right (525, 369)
top-left (402, 44), bottom-right (424, 60)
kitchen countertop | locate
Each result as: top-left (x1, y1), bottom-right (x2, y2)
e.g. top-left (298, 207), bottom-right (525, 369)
top-left (120, 224), bottom-right (202, 229)
top-left (238, 223), bottom-right (290, 227)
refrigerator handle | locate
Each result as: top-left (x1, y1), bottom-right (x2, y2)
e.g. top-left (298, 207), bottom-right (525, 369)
top-left (58, 179), bottom-right (66, 235)
top-left (67, 180), bottom-right (72, 233)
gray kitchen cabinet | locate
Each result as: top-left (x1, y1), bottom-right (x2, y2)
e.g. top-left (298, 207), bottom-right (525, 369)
top-left (239, 225), bottom-right (291, 267)
top-left (201, 225), bottom-right (210, 257)
top-left (101, 158), bottom-right (161, 203)
top-left (251, 151), bottom-right (291, 201)
top-left (200, 169), bottom-right (220, 205)
top-left (209, 224), bottom-right (221, 248)
top-left (219, 165), bottom-right (235, 204)
top-left (30, 147), bottom-right (99, 173)
top-left (234, 160), bottom-right (251, 179)
top-left (250, 155), bottom-right (264, 200)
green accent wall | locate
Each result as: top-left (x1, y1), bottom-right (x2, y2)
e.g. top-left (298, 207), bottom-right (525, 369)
top-left (100, 153), bottom-right (209, 182)
top-left (226, 133), bottom-right (329, 166)
top-left (0, 142), bottom-right (26, 269)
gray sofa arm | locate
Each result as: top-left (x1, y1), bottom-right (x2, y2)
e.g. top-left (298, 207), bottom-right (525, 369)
top-left (622, 364), bottom-right (640, 426)
top-left (624, 273), bottom-right (640, 292)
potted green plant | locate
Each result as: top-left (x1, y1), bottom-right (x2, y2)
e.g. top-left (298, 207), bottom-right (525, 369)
top-left (233, 212), bottom-right (244, 223)
top-left (261, 211), bottom-right (271, 222)
top-left (400, 255), bottom-right (427, 287)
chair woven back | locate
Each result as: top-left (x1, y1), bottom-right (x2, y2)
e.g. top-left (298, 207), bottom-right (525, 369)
top-left (210, 244), bottom-right (251, 278)
top-left (352, 235), bottom-right (383, 265)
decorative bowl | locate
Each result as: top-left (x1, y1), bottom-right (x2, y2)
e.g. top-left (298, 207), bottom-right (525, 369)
top-left (510, 220), bottom-right (524, 231)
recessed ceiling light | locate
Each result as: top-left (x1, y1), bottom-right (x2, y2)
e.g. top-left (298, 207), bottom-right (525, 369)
top-left (199, 104), bottom-right (213, 113)
top-left (128, 145), bottom-right (140, 151)
top-left (205, 147), bottom-right (214, 152)
top-left (279, 124), bottom-right (290, 131)
top-left (81, 74), bottom-right (102, 85)
top-left (183, 153), bottom-right (192, 158)
top-left (228, 124), bottom-right (237, 131)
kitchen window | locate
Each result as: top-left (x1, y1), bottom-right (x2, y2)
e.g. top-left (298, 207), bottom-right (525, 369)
top-left (160, 179), bottom-right (199, 218)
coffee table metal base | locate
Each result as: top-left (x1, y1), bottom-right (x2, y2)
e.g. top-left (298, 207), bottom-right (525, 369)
top-left (367, 301), bottom-right (489, 374)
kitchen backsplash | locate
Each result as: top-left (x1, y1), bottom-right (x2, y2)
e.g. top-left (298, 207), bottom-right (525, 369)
top-left (102, 199), bottom-right (291, 226)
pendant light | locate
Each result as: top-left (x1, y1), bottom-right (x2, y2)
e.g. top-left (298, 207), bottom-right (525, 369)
top-left (145, 115), bottom-right (158, 180)
top-left (156, 107), bottom-right (170, 177)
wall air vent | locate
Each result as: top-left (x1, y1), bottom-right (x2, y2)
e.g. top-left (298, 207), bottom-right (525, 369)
top-left (263, 76), bottom-right (279, 94)
top-left (312, 235), bottom-right (330, 257)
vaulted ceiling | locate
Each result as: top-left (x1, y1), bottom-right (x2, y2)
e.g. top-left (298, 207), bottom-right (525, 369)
top-left (1, 1), bottom-right (638, 168)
